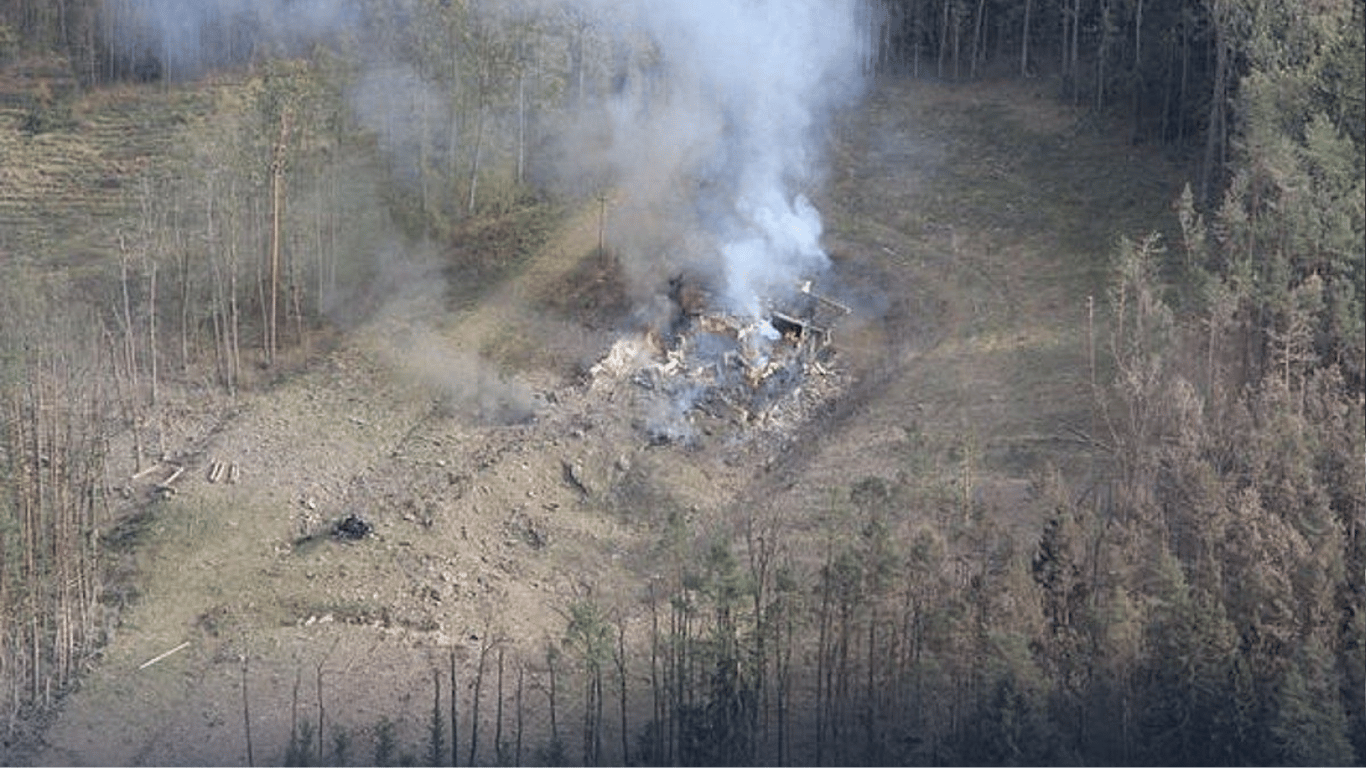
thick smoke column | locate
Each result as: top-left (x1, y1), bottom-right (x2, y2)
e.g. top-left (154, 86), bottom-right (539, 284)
top-left (585, 0), bottom-right (867, 318)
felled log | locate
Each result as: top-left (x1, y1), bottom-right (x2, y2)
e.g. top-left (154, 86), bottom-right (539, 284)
top-left (139, 641), bottom-right (190, 670)
top-left (131, 463), bottom-right (163, 482)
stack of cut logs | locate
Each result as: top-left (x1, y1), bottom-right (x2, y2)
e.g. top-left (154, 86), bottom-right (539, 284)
top-left (205, 459), bottom-right (240, 485)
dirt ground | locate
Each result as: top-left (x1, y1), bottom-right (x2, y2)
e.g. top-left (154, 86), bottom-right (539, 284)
top-left (17, 77), bottom-right (1193, 766)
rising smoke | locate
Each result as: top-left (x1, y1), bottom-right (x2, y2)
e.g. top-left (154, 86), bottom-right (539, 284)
top-left (110, 0), bottom-right (867, 316)
top-left (556, 0), bottom-right (868, 319)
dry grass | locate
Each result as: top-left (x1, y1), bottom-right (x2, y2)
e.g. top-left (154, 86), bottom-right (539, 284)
top-left (0, 74), bottom-right (212, 263)
top-left (821, 77), bottom-right (1189, 479)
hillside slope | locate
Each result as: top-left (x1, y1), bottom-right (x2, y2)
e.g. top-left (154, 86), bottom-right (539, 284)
top-left (23, 77), bottom-right (1192, 766)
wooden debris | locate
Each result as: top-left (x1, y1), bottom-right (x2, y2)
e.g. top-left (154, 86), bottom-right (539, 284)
top-left (203, 460), bottom-right (240, 485)
top-left (154, 464), bottom-right (185, 497)
top-left (131, 463), bottom-right (163, 482)
top-left (138, 641), bottom-right (190, 670)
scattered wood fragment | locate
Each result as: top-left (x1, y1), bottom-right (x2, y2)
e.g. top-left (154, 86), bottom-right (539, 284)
top-left (138, 641), bottom-right (190, 670)
top-left (131, 463), bottom-right (163, 481)
top-left (154, 464), bottom-right (184, 493)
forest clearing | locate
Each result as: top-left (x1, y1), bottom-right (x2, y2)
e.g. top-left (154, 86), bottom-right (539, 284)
top-left (1, 1), bottom-right (1362, 765)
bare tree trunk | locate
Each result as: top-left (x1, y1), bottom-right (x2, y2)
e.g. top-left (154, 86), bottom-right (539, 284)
top-left (911, 0), bottom-right (922, 78)
top-left (1061, 0), bottom-right (1070, 77)
top-left (219, 177), bottom-right (240, 395)
top-left (466, 105), bottom-right (484, 217)
top-left (650, 582), bottom-right (662, 765)
top-left (450, 649), bottom-right (459, 767)
top-left (241, 651), bottom-right (254, 766)
top-left (616, 618), bottom-right (628, 765)
top-left (777, 606), bottom-right (792, 767)
top-left (146, 254), bottom-right (157, 409)
top-left (548, 645), bottom-right (560, 754)
top-left (582, 661), bottom-right (594, 766)
top-left (1178, 21), bottom-right (1190, 145)
top-left (1200, 3), bottom-right (1229, 205)
top-left (315, 649), bottom-right (330, 760)
top-left (116, 237), bottom-right (144, 471)
top-left (592, 666), bottom-right (603, 767)
top-left (495, 646), bottom-right (505, 766)
top-left (816, 546), bottom-right (833, 765)
top-left (206, 185), bottom-right (227, 390)
top-left (937, 0), bottom-right (950, 79)
top-left (431, 669), bottom-right (444, 768)
top-left (167, 189), bottom-right (187, 378)
top-left (1021, 0), bottom-right (1032, 75)
top-left (746, 513), bottom-right (774, 759)
top-left (1071, 0), bottom-right (1083, 104)
top-left (419, 87), bottom-right (431, 232)
top-left (254, 193), bottom-right (268, 370)
top-left (517, 70), bottom-right (526, 186)
top-left (1095, 0), bottom-right (1112, 111)
top-left (970, 0), bottom-right (987, 78)
top-left (289, 667), bottom-right (301, 762)
top-left (1130, 0), bottom-right (1144, 142)
top-left (667, 591), bottom-right (677, 765)
top-left (268, 109), bottom-right (291, 365)
top-left (515, 661), bottom-right (525, 766)
top-left (468, 638), bottom-right (490, 766)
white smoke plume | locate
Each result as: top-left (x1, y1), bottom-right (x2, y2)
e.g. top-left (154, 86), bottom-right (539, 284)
top-left (564, 0), bottom-right (868, 318)
top-left (110, 0), bottom-right (868, 320)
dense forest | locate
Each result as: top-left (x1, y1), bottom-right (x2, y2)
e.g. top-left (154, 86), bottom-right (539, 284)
top-left (1, 0), bottom-right (1362, 765)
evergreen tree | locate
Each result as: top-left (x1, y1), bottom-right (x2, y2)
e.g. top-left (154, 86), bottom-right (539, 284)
top-left (1136, 546), bottom-right (1242, 765)
top-left (1268, 636), bottom-right (1356, 766)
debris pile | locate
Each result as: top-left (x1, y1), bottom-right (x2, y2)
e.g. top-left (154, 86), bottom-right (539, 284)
top-left (591, 279), bottom-right (851, 444)
top-left (333, 514), bottom-right (373, 540)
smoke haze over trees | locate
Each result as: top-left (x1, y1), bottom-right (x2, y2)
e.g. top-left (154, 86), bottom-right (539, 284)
top-left (0, 0), bottom-right (1362, 764)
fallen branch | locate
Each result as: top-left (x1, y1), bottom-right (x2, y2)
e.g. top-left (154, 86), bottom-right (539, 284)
top-left (139, 641), bottom-right (190, 670)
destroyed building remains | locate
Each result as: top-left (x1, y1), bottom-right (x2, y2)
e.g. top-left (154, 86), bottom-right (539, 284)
top-left (590, 276), bottom-right (852, 445)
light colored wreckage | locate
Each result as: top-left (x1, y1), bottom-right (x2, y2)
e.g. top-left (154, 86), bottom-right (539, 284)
top-left (590, 276), bottom-right (852, 444)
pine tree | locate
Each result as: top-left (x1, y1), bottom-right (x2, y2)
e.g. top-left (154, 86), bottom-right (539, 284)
top-left (1136, 546), bottom-right (1241, 765)
top-left (1269, 636), bottom-right (1355, 766)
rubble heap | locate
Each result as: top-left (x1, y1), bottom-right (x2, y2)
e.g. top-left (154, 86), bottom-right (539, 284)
top-left (590, 280), bottom-right (851, 444)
